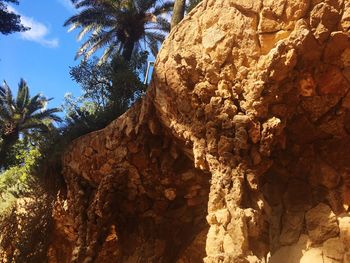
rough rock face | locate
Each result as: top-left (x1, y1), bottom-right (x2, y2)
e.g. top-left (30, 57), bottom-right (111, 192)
top-left (0, 196), bottom-right (53, 262)
top-left (49, 0), bottom-right (350, 262)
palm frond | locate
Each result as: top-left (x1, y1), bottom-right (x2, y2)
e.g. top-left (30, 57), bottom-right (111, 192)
top-left (145, 31), bottom-right (166, 42)
top-left (154, 16), bottom-right (171, 32)
top-left (76, 30), bottom-right (115, 60)
top-left (65, 0), bottom-right (171, 61)
top-left (29, 108), bottom-right (62, 122)
top-left (153, 1), bottom-right (173, 16)
top-left (145, 32), bottom-right (165, 56)
top-left (64, 7), bottom-right (108, 27)
top-left (26, 94), bottom-right (47, 116)
top-left (74, 0), bottom-right (98, 8)
top-left (77, 24), bottom-right (95, 41)
top-left (16, 79), bottom-right (30, 111)
top-left (0, 81), bottom-right (14, 115)
top-left (19, 122), bottom-right (50, 133)
top-left (99, 44), bottom-right (120, 65)
top-left (135, 0), bottom-right (156, 13)
top-left (0, 103), bottom-right (12, 122)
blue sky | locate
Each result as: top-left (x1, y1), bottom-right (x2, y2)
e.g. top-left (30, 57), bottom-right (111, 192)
top-left (0, 0), bottom-right (84, 109)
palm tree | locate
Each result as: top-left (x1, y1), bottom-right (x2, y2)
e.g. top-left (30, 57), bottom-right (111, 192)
top-left (64, 0), bottom-right (173, 62)
top-left (0, 79), bottom-right (61, 162)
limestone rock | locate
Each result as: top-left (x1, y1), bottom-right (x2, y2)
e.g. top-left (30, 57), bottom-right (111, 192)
top-left (322, 237), bottom-right (344, 262)
top-left (305, 203), bottom-right (339, 243)
top-left (279, 211), bottom-right (305, 245)
top-left (338, 215), bottom-right (350, 247)
top-left (269, 235), bottom-right (308, 263)
top-left (300, 247), bottom-right (323, 263)
top-left (319, 161), bottom-right (341, 189)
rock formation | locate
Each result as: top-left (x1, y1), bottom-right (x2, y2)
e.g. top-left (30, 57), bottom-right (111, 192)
top-left (49, 0), bottom-right (350, 262)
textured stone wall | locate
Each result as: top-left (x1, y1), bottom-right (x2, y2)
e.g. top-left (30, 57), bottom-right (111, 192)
top-left (49, 0), bottom-right (350, 262)
top-left (49, 99), bottom-right (211, 262)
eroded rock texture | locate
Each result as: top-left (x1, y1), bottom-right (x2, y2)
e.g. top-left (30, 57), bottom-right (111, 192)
top-left (50, 0), bottom-right (350, 262)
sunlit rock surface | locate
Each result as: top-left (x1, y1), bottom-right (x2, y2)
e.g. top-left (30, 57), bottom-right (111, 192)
top-left (49, 0), bottom-right (350, 262)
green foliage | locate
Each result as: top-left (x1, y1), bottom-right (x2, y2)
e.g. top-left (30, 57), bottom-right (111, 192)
top-left (68, 61), bottom-right (110, 111)
top-left (69, 53), bottom-right (147, 114)
top-left (0, 141), bottom-right (41, 212)
top-left (0, 141), bottom-right (53, 263)
top-left (59, 97), bottom-right (118, 142)
top-left (43, 56), bottom-right (145, 161)
top-left (65, 0), bottom-right (173, 62)
top-left (0, 0), bottom-right (29, 35)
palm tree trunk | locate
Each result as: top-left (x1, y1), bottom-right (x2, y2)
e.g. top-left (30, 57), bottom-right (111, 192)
top-left (171, 0), bottom-right (186, 29)
top-left (122, 40), bottom-right (135, 61)
top-left (0, 133), bottom-right (18, 168)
